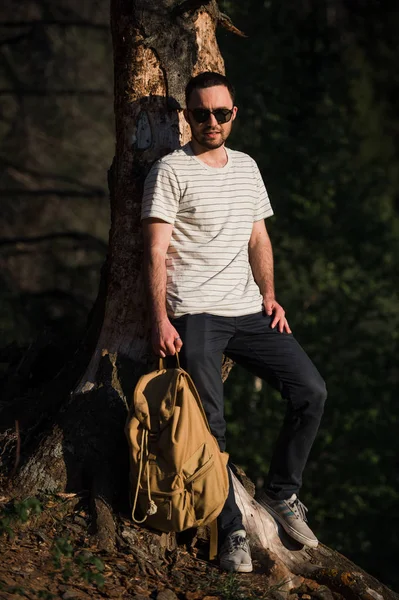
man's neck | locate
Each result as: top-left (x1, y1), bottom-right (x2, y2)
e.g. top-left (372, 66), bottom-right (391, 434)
top-left (189, 140), bottom-right (228, 168)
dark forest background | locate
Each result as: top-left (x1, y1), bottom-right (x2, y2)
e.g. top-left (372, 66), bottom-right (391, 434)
top-left (1, 0), bottom-right (398, 590)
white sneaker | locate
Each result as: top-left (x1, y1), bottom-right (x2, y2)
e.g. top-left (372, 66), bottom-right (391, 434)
top-left (219, 529), bottom-right (253, 573)
top-left (257, 491), bottom-right (318, 548)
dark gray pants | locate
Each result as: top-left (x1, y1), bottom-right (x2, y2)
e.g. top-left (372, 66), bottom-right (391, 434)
top-left (171, 311), bottom-right (327, 542)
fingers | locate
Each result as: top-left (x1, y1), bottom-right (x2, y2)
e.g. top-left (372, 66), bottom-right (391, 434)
top-left (271, 315), bottom-right (291, 334)
top-left (269, 302), bottom-right (292, 334)
top-left (164, 339), bottom-right (177, 356)
top-left (164, 332), bottom-right (183, 356)
top-left (152, 322), bottom-right (184, 357)
top-left (271, 306), bottom-right (285, 330)
top-left (174, 337), bottom-right (183, 353)
top-left (156, 338), bottom-right (178, 356)
top-left (264, 300), bottom-right (274, 316)
top-left (284, 318), bottom-right (292, 334)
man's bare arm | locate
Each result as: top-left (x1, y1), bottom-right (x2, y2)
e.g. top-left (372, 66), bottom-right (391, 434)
top-left (248, 219), bottom-right (291, 334)
top-left (142, 218), bottom-right (183, 356)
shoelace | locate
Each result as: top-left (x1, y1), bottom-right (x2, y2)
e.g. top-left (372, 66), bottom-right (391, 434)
top-left (287, 496), bottom-right (309, 522)
top-left (226, 534), bottom-right (249, 554)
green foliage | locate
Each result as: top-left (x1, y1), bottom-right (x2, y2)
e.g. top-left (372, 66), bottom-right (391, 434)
top-left (52, 538), bottom-right (105, 587)
top-left (36, 592), bottom-right (55, 600)
top-left (0, 497), bottom-right (43, 538)
top-left (215, 574), bottom-right (251, 600)
top-left (218, 0), bottom-right (399, 590)
top-left (0, 498), bottom-right (104, 594)
top-left (206, 571), bottom-right (293, 599)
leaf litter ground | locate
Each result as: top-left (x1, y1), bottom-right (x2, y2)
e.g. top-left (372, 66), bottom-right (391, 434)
top-left (0, 493), bottom-right (298, 600)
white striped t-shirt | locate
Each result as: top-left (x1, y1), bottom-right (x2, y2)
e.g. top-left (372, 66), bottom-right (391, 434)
top-left (141, 143), bottom-right (273, 318)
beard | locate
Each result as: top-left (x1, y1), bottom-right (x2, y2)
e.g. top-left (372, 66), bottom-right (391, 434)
top-left (191, 126), bottom-right (229, 150)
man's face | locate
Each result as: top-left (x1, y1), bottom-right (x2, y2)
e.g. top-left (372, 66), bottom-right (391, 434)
top-left (184, 85), bottom-right (237, 150)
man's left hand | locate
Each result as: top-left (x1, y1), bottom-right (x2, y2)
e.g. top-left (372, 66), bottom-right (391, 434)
top-left (263, 298), bottom-right (292, 334)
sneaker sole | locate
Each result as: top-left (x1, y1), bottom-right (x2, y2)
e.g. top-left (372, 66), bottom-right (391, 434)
top-left (260, 503), bottom-right (319, 548)
top-left (220, 560), bottom-right (253, 573)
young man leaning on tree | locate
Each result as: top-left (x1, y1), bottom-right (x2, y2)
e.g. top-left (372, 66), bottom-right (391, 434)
top-left (141, 72), bottom-right (327, 572)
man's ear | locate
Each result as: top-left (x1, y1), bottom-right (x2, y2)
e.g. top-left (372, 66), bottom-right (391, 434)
top-left (232, 106), bottom-right (238, 121)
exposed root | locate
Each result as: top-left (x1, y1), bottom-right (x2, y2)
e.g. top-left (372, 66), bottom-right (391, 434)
top-left (91, 494), bottom-right (116, 553)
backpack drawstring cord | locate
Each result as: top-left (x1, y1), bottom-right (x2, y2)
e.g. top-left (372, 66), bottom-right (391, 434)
top-left (132, 429), bottom-right (157, 523)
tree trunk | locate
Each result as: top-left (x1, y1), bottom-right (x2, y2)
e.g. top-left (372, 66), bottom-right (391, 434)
top-left (3, 1), bottom-right (398, 598)
top-left (8, 0), bottom-right (227, 549)
top-left (76, 0), bottom-right (225, 395)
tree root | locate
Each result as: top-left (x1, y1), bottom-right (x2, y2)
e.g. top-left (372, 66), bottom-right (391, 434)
top-left (233, 473), bottom-right (398, 600)
top-left (91, 493), bottom-right (116, 553)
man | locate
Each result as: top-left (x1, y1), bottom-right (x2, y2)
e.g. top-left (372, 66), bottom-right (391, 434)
top-left (141, 72), bottom-right (327, 573)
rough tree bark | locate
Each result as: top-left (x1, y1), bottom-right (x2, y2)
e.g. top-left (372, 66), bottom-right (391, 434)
top-left (3, 1), bottom-right (398, 599)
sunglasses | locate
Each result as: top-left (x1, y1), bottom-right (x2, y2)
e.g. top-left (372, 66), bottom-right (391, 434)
top-left (189, 107), bottom-right (234, 124)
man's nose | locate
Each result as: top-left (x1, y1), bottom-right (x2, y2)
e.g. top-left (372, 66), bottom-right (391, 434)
top-left (205, 112), bottom-right (218, 126)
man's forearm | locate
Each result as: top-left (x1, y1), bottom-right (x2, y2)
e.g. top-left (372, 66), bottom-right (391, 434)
top-left (248, 234), bottom-right (275, 300)
top-left (143, 248), bottom-right (169, 323)
top-left (141, 219), bottom-right (182, 355)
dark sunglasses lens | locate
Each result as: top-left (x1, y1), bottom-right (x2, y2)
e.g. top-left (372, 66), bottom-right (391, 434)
top-left (192, 109), bottom-right (210, 123)
top-left (213, 109), bottom-right (232, 124)
top-left (191, 108), bottom-right (233, 124)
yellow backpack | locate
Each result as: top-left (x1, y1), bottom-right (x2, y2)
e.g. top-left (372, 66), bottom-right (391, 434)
top-left (125, 354), bottom-right (229, 549)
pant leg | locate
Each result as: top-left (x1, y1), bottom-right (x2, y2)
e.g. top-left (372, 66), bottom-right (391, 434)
top-left (225, 311), bottom-right (327, 500)
top-left (171, 313), bottom-right (244, 541)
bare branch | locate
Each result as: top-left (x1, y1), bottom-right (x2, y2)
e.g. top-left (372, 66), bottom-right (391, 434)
top-left (0, 30), bottom-right (35, 47)
top-left (0, 156), bottom-right (108, 192)
top-left (0, 21), bottom-right (108, 30)
top-left (0, 89), bottom-right (111, 97)
top-left (0, 189), bottom-right (107, 197)
top-left (218, 12), bottom-right (246, 37)
top-left (0, 232), bottom-right (107, 252)
top-left (20, 289), bottom-right (94, 311)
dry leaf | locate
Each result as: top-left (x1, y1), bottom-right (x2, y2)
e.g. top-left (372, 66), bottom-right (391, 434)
top-left (55, 492), bottom-right (77, 499)
top-left (185, 592), bottom-right (204, 600)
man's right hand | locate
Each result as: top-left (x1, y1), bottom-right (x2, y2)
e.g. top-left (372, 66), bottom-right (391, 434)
top-left (152, 318), bottom-right (183, 357)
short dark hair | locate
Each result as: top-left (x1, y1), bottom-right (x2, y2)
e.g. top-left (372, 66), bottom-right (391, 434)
top-left (185, 72), bottom-right (235, 106)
